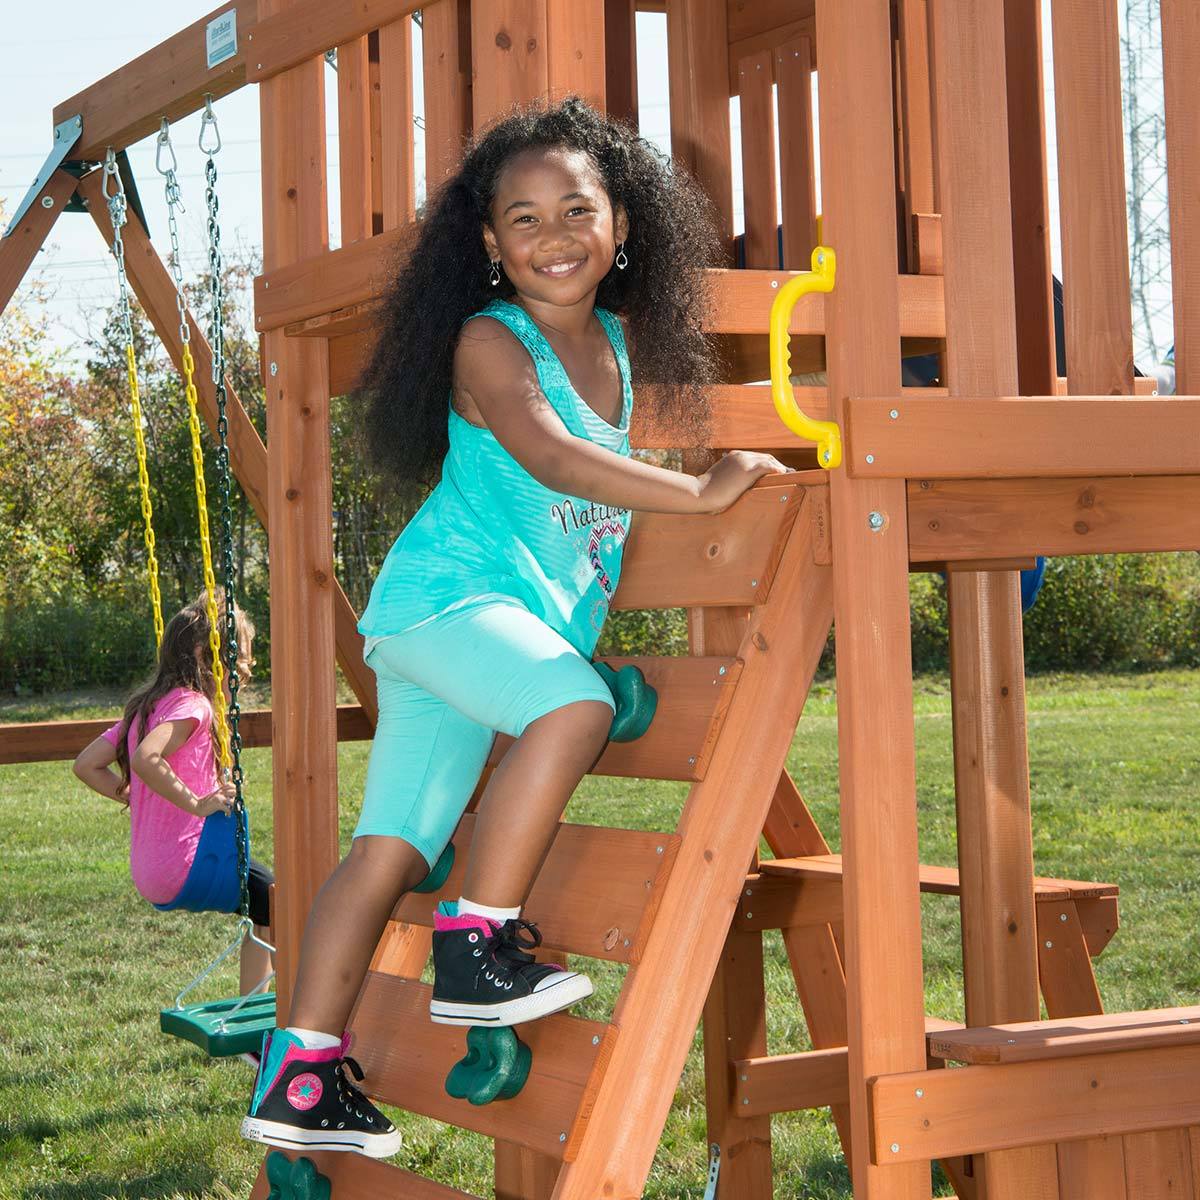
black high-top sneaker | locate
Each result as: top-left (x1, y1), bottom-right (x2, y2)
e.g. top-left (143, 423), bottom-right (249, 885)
top-left (429, 902), bottom-right (593, 1026)
top-left (241, 1030), bottom-right (401, 1157)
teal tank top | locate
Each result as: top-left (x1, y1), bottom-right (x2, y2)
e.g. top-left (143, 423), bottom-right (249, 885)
top-left (359, 299), bottom-right (634, 659)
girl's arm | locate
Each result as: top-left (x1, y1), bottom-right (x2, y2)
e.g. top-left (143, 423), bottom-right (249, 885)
top-left (131, 719), bottom-right (236, 818)
top-left (73, 736), bottom-right (129, 805)
top-left (455, 320), bottom-right (785, 514)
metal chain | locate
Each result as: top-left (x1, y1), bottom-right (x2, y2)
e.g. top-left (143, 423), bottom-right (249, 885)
top-left (155, 118), bottom-right (231, 772)
top-left (201, 96), bottom-right (250, 923)
top-left (103, 149), bottom-right (164, 648)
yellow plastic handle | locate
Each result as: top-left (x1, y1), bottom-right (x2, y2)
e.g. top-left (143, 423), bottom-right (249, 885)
top-left (769, 245), bottom-right (841, 469)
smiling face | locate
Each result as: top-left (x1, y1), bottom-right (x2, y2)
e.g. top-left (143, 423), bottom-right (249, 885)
top-left (482, 146), bottom-right (628, 314)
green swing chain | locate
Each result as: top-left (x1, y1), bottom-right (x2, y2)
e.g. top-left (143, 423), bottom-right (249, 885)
top-left (199, 98), bottom-right (250, 924)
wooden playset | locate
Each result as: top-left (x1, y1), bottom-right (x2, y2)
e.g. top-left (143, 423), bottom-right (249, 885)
top-left (3, 1), bottom-right (1199, 1197)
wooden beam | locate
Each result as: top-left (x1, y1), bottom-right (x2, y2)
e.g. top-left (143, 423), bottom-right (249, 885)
top-left (871, 1042), bottom-right (1200, 1164)
top-left (547, 0), bottom-right (605, 108)
top-left (76, 169), bottom-right (378, 724)
top-left (847, 396), bottom-right (1200, 478)
top-left (54, 2), bottom-right (256, 161)
top-left (733, 1046), bottom-right (850, 1117)
top-left (1050, 0), bottom-right (1134, 395)
top-left (0, 706), bottom-right (372, 766)
top-left (907, 474), bottom-right (1200, 560)
top-left (1162, 0), bottom-right (1200, 396)
top-left (252, 1150), bottom-right (483, 1200)
top-left (0, 169), bottom-right (78, 316)
top-left (245, 0), bottom-right (421, 82)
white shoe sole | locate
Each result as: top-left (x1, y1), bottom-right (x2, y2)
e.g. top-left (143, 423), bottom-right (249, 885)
top-left (240, 1115), bottom-right (402, 1158)
top-left (429, 973), bottom-right (593, 1027)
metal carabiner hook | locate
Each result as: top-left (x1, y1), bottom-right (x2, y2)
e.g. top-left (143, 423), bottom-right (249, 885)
top-left (199, 95), bottom-right (222, 156)
top-left (101, 147), bottom-right (125, 201)
top-left (155, 118), bottom-right (179, 177)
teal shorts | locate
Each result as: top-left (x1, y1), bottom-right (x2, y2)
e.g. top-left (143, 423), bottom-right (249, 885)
top-left (355, 599), bottom-right (616, 867)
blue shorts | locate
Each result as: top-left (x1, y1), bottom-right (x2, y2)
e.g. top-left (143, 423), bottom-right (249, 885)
top-left (355, 599), bottom-right (616, 867)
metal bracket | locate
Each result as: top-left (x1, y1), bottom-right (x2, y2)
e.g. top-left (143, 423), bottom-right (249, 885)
top-left (4, 114), bottom-right (83, 237)
top-left (703, 1143), bottom-right (721, 1200)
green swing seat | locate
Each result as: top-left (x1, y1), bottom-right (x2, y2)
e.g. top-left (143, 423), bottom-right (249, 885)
top-left (160, 990), bottom-right (277, 1058)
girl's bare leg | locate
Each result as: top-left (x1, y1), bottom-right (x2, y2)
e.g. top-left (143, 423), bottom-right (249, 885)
top-left (239, 926), bottom-right (275, 996)
top-left (462, 699), bottom-right (612, 908)
top-left (285, 837), bottom-right (429, 1035)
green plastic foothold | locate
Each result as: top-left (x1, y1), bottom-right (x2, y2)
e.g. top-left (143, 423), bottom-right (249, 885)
top-left (413, 841), bottom-right (455, 893)
top-left (593, 661), bottom-right (658, 742)
top-left (265, 1151), bottom-right (331, 1200)
top-left (445, 1025), bottom-right (532, 1106)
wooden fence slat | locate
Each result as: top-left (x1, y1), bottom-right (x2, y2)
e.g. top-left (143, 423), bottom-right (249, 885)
top-left (1049, 0), bottom-right (1135, 395)
top-left (336, 36), bottom-right (374, 244)
top-left (1057, 1137), bottom-right (1127, 1200)
top-left (1162, 0), bottom-right (1200, 396)
top-left (421, 0), bottom-right (472, 191)
top-left (378, 17), bottom-right (415, 230)
top-left (776, 36), bottom-right (817, 269)
top-left (1122, 1130), bottom-right (1195, 1200)
top-left (737, 49), bottom-right (778, 269)
top-left (471, 0), bottom-right (549, 126)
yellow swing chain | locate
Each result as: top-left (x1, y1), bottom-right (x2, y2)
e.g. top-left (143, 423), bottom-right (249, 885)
top-left (102, 151), bottom-right (164, 648)
top-left (156, 119), bottom-right (231, 769)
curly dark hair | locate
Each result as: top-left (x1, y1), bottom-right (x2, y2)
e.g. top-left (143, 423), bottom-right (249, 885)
top-left (358, 96), bottom-right (724, 494)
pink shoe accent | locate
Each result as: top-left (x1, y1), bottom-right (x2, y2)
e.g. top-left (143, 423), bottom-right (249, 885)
top-left (258, 1030), bottom-right (345, 1102)
top-left (434, 911), bottom-right (500, 934)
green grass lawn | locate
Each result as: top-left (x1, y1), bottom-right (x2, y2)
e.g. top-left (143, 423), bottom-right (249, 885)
top-left (2, 670), bottom-right (1198, 1199)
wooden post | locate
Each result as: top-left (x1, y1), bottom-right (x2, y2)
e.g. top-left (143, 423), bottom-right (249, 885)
top-left (817, 1), bottom-right (930, 1194)
top-left (604, 0), bottom-right (638, 126)
top-left (896, 0), bottom-right (936, 272)
top-left (1050, 0), bottom-right (1134, 395)
top-left (258, 0), bottom-right (338, 1024)
top-left (1162, 0), bottom-right (1200, 395)
top-left (930, 2), bottom-right (1058, 1195)
top-left (0, 170), bottom-right (78, 316)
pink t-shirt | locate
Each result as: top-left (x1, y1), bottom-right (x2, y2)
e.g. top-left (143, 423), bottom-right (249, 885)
top-left (102, 687), bottom-right (219, 904)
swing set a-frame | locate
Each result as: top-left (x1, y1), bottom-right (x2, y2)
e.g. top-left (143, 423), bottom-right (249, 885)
top-left (4, 2), bottom-right (1200, 1198)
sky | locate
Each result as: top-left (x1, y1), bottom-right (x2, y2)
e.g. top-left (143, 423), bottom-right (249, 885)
top-left (2, 3), bottom-right (1173, 370)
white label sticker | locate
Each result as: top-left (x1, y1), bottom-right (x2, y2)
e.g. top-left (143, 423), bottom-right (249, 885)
top-left (206, 10), bottom-right (237, 70)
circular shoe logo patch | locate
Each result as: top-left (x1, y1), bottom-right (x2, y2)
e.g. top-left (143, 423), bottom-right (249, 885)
top-left (287, 1073), bottom-right (323, 1110)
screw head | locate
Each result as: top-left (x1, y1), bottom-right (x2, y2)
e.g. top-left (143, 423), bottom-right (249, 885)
top-left (687, 756), bottom-right (696, 765)
top-left (559, 1132), bottom-right (567, 1143)
top-left (770, 279), bottom-right (779, 288)
top-left (745, 912), bottom-right (753, 920)
top-left (718, 665), bottom-right (727, 675)
top-left (270, 361), bottom-right (278, 376)
top-left (1059, 912), bottom-right (1068, 922)
top-left (1044, 940), bottom-right (1053, 948)
top-left (592, 1035), bottom-right (601, 1045)
top-left (656, 845), bottom-right (664, 854)
top-left (889, 408), bottom-right (899, 419)
top-left (915, 1088), bottom-right (924, 1098)
top-left (41, 196), bottom-right (54, 209)
top-left (742, 1098), bottom-right (750, 1105)
top-left (867, 511), bottom-right (885, 532)
top-left (865, 454), bottom-right (875, 464)
top-left (891, 1143), bottom-right (900, 1154)
top-left (751, 579), bottom-right (758, 587)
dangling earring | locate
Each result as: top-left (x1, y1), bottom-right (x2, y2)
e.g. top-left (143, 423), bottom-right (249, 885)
top-left (614, 242), bottom-right (628, 271)
top-left (488, 259), bottom-right (501, 286)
